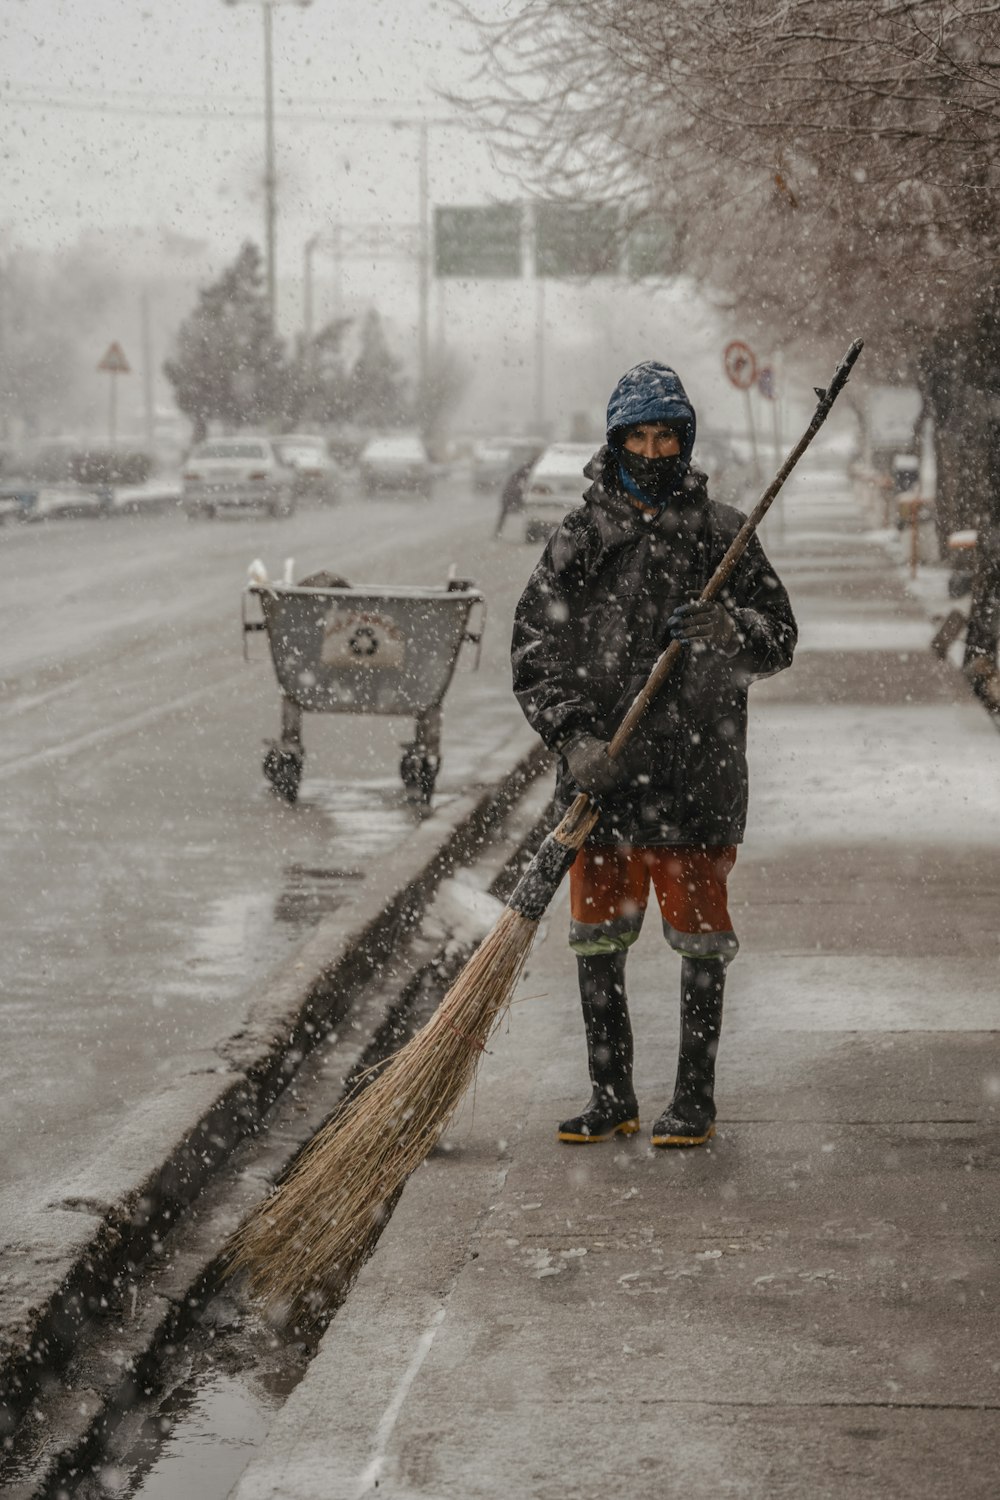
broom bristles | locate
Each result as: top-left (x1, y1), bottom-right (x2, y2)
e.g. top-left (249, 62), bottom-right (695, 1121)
top-left (226, 905), bottom-right (537, 1318)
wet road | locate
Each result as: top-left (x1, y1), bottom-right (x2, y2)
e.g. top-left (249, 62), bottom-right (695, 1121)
top-left (0, 474), bottom-right (532, 1233)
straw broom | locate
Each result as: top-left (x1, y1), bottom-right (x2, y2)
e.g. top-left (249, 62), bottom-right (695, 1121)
top-left (227, 341), bottom-right (863, 1320)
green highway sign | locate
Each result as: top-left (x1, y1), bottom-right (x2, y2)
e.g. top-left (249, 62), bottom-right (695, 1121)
top-left (534, 202), bottom-right (621, 278)
top-left (434, 204), bottom-right (523, 278)
top-left (626, 214), bottom-right (678, 278)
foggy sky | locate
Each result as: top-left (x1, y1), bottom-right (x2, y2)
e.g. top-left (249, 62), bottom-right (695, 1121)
top-left (3, 0), bottom-right (830, 442)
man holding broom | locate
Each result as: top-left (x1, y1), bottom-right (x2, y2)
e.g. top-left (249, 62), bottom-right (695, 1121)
top-left (511, 361), bottom-right (797, 1148)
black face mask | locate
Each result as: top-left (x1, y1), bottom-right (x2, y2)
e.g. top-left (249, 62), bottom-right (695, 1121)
top-left (618, 446), bottom-right (689, 503)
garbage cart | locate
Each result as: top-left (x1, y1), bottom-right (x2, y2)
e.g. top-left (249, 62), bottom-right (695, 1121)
top-left (243, 575), bottom-right (485, 805)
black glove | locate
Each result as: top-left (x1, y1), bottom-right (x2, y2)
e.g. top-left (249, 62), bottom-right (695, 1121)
top-left (667, 600), bottom-right (741, 657)
top-left (563, 733), bottom-right (624, 797)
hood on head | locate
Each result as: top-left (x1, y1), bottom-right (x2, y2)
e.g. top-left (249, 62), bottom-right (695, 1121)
top-left (605, 361), bottom-right (697, 468)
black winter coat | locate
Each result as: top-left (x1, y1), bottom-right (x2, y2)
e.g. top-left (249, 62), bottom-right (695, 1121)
top-left (511, 448), bottom-right (797, 846)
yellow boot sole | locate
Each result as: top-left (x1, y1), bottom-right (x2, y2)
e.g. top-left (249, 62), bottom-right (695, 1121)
top-left (650, 1122), bottom-right (716, 1148)
top-left (557, 1117), bottom-right (640, 1144)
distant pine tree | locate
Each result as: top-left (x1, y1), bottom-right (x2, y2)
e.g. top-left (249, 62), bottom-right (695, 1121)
top-left (347, 309), bottom-right (409, 430)
top-left (164, 242), bottom-right (288, 442)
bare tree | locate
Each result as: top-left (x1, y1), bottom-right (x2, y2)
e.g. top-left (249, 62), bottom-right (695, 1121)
top-left (454, 0), bottom-right (1000, 690)
top-left (458, 0), bottom-right (1000, 513)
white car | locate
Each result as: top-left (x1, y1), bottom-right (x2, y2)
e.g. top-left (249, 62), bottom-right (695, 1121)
top-left (521, 442), bottom-right (595, 543)
top-left (182, 436), bottom-right (296, 519)
top-left (359, 434), bottom-right (432, 496)
top-left (273, 434), bottom-right (338, 502)
top-left (471, 439), bottom-right (515, 490)
top-left (471, 435), bottom-right (545, 490)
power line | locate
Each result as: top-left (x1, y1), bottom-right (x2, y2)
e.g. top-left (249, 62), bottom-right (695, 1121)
top-left (5, 84), bottom-right (436, 108)
top-left (0, 88), bottom-right (467, 127)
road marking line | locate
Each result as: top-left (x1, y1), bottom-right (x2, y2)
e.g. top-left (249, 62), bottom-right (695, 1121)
top-left (354, 1305), bottom-right (447, 1498)
top-left (0, 677), bottom-right (236, 782)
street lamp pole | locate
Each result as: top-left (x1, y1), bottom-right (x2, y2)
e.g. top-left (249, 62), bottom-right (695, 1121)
top-left (417, 119), bottom-right (430, 397)
top-left (225, 0), bottom-right (312, 334)
top-left (262, 0), bottom-right (277, 330)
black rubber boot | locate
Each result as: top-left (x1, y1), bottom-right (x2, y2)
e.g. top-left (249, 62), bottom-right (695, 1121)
top-left (558, 952), bottom-right (640, 1143)
top-left (651, 955), bottom-right (725, 1147)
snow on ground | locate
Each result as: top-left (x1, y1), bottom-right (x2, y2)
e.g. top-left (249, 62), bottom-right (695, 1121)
top-left (751, 702), bottom-right (999, 850)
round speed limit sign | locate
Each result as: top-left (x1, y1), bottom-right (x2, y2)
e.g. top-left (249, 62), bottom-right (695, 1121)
top-left (724, 340), bottom-right (757, 391)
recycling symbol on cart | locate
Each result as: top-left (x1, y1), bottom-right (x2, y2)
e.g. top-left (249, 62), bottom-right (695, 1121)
top-left (321, 607), bottom-right (406, 670)
top-left (348, 625), bottom-right (380, 658)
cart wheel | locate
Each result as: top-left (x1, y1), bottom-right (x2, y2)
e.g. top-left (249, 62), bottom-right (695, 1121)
top-left (400, 751), bottom-right (438, 805)
top-left (264, 746), bottom-right (303, 803)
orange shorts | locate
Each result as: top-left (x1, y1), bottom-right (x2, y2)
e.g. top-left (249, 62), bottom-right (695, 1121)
top-left (569, 844), bottom-right (739, 959)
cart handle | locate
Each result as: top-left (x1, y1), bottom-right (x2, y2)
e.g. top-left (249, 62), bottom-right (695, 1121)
top-left (462, 596), bottom-right (487, 670)
top-left (445, 575), bottom-right (487, 671)
top-left (241, 589), bottom-right (269, 662)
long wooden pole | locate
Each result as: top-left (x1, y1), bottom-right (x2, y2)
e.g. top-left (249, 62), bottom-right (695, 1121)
top-left (510, 339), bottom-right (865, 905)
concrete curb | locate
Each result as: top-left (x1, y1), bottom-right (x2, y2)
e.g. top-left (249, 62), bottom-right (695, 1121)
top-left (0, 728), bottom-right (551, 1442)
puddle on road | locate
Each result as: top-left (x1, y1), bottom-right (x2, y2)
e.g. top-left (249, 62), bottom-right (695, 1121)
top-left (110, 1372), bottom-right (264, 1499)
top-left (299, 776), bottom-right (440, 856)
top-left (186, 891), bottom-right (275, 963)
top-left (274, 862), bottom-right (363, 924)
top-left (77, 1299), bottom-right (313, 1500)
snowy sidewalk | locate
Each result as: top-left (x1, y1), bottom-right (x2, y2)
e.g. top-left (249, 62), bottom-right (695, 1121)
top-left (232, 477), bottom-right (1000, 1500)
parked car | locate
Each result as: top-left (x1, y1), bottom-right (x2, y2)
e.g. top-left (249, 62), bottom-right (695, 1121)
top-left (273, 434), bottom-right (338, 502)
top-left (1, 463), bottom-right (111, 521)
top-left (182, 436), bottom-right (296, 519)
top-left (520, 442), bottom-right (595, 543)
top-left (0, 484), bottom-right (38, 524)
top-left (358, 434), bottom-right (432, 496)
top-left (30, 486), bottom-right (113, 520)
top-left (12, 442), bottom-right (152, 488)
top-left (0, 442), bottom-right (153, 521)
top-left (471, 435), bottom-right (545, 491)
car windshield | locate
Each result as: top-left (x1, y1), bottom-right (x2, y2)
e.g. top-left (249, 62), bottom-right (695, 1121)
top-left (194, 442), bottom-right (269, 460)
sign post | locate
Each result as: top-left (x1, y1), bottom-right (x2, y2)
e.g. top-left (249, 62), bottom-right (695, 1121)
top-left (757, 362), bottom-right (784, 538)
top-left (723, 339), bottom-right (760, 482)
top-left (98, 342), bottom-right (131, 446)
top-left (758, 362), bottom-right (783, 465)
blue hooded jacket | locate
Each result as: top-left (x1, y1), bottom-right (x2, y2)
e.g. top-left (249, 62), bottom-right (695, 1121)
top-left (605, 361), bottom-right (697, 462)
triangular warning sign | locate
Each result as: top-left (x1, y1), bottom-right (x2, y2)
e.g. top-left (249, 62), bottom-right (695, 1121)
top-left (98, 341), bottom-right (131, 374)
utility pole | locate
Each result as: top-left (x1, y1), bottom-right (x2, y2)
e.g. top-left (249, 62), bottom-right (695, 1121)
top-left (224, 0), bottom-right (313, 334)
top-left (263, 0), bottom-right (277, 329)
top-left (417, 119), bottom-right (430, 399)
